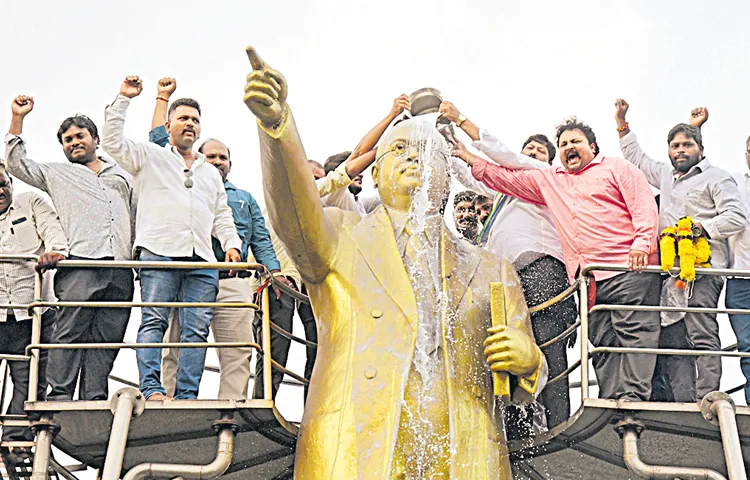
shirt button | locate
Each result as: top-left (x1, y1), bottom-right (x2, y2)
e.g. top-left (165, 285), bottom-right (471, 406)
top-left (364, 367), bottom-right (377, 379)
top-left (370, 308), bottom-right (383, 318)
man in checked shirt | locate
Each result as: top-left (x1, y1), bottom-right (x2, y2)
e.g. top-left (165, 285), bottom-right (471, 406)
top-left (5, 95), bottom-right (136, 402)
top-left (0, 165), bottom-right (68, 463)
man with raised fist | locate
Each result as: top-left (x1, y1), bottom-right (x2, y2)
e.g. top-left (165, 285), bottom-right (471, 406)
top-left (102, 76), bottom-right (242, 401)
top-left (616, 99), bottom-right (746, 403)
top-left (3, 95), bottom-right (135, 401)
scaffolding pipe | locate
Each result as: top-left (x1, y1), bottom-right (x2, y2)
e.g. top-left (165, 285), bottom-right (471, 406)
top-left (617, 417), bottom-right (727, 480)
top-left (579, 276), bottom-right (589, 400)
top-left (27, 269), bottom-right (42, 403)
top-left (101, 388), bottom-right (145, 480)
top-left (705, 395), bottom-right (748, 480)
top-left (30, 416), bottom-right (57, 480)
top-left (122, 415), bottom-right (236, 480)
top-left (262, 287), bottom-right (273, 401)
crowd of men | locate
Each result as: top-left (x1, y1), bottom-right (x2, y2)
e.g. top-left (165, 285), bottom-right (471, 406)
top-left (1, 74), bottom-right (750, 461)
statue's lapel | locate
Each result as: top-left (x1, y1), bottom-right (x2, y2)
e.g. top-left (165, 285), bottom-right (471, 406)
top-left (352, 207), bottom-right (418, 330)
top-left (440, 225), bottom-right (482, 309)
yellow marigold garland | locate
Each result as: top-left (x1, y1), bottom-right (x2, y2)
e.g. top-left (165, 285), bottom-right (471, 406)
top-left (659, 216), bottom-right (711, 290)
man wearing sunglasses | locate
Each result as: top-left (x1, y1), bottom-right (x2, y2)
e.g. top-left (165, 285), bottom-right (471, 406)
top-left (102, 76), bottom-right (242, 401)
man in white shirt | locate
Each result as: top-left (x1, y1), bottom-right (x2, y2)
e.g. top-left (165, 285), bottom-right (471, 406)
top-left (0, 166), bottom-right (68, 461)
top-left (727, 134), bottom-right (750, 404)
top-left (440, 101), bottom-right (576, 430)
top-left (102, 76), bottom-right (242, 401)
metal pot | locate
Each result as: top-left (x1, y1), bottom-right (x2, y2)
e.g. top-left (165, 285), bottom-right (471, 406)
top-left (410, 88), bottom-right (443, 116)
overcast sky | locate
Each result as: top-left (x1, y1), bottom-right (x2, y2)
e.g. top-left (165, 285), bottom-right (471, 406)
top-left (1, 0), bottom-right (749, 475)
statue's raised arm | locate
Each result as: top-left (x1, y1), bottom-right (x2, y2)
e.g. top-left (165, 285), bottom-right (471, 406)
top-left (244, 46), bottom-right (336, 283)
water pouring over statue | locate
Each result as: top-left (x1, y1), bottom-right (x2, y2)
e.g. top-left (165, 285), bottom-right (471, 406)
top-left (243, 46), bottom-right (545, 479)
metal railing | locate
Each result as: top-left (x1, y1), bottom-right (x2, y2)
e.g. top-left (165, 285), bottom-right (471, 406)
top-left (0, 255), bottom-right (275, 410)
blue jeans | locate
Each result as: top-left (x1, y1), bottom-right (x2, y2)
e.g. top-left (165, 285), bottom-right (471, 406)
top-left (727, 278), bottom-right (750, 404)
top-left (137, 248), bottom-right (218, 399)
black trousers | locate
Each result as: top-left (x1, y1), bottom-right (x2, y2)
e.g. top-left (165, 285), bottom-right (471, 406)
top-left (296, 284), bottom-right (318, 403)
top-left (46, 259), bottom-right (135, 401)
top-left (518, 255), bottom-right (578, 429)
top-left (0, 310), bottom-right (54, 441)
top-left (252, 290), bottom-right (296, 399)
top-left (589, 271), bottom-right (661, 401)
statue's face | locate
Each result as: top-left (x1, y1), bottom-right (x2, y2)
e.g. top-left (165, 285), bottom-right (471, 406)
top-left (374, 120), bottom-right (450, 212)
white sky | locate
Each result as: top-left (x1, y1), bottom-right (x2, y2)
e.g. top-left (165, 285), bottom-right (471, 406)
top-left (2, 0), bottom-right (750, 475)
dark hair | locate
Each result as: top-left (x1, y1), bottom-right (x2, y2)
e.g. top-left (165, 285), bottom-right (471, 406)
top-left (168, 98), bottom-right (201, 120)
top-left (474, 194), bottom-right (492, 206)
top-left (323, 151), bottom-right (352, 174)
top-left (198, 138), bottom-right (230, 159)
top-left (555, 117), bottom-right (599, 156)
top-left (308, 160), bottom-right (324, 170)
top-left (667, 123), bottom-right (703, 149)
top-left (522, 134), bottom-right (556, 162)
top-left (454, 190), bottom-right (476, 206)
top-left (57, 114), bottom-right (99, 145)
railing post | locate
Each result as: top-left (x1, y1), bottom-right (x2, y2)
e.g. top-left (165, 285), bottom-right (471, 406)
top-left (262, 286), bottom-right (273, 401)
top-left (579, 275), bottom-right (589, 400)
top-left (28, 269), bottom-right (43, 403)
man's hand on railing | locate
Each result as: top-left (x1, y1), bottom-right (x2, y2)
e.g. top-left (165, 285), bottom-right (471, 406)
top-left (628, 249), bottom-right (648, 272)
top-left (36, 252), bottom-right (65, 273)
top-left (225, 248), bottom-right (241, 276)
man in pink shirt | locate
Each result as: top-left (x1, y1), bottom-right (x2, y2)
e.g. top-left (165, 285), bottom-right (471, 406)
top-left (462, 117), bottom-right (662, 402)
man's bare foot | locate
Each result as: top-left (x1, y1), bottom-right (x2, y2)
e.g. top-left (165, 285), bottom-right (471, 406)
top-left (146, 392), bottom-right (172, 401)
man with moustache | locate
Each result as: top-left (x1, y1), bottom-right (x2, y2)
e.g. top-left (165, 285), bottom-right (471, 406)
top-left (4, 96), bottom-right (135, 401)
top-left (453, 191), bottom-right (478, 243)
top-left (461, 116), bottom-right (662, 402)
top-left (441, 101), bottom-right (575, 427)
top-left (616, 100), bottom-right (746, 403)
top-left (102, 76), bottom-right (242, 401)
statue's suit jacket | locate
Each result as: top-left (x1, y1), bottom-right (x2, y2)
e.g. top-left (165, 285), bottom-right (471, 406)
top-left (258, 110), bottom-right (539, 480)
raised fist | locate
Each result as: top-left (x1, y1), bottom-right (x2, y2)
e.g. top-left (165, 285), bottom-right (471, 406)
top-left (614, 98), bottom-right (629, 124)
top-left (120, 75), bottom-right (143, 99)
top-left (157, 77), bottom-right (177, 98)
top-left (689, 107), bottom-right (709, 128)
top-left (11, 95), bottom-right (34, 117)
top-left (390, 94), bottom-right (410, 118)
top-left (244, 46), bottom-right (288, 128)
top-left (439, 101), bottom-right (461, 123)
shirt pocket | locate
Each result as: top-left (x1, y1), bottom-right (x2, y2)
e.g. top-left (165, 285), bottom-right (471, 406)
top-left (684, 188), bottom-right (713, 220)
top-left (228, 197), bottom-right (251, 237)
top-left (9, 216), bottom-right (40, 253)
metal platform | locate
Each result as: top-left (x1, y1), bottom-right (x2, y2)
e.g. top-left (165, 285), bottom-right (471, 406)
top-left (23, 399), bottom-right (297, 479)
top-left (510, 398), bottom-right (750, 479)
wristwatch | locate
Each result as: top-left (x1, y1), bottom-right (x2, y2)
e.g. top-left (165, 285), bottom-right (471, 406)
top-left (455, 114), bottom-right (467, 127)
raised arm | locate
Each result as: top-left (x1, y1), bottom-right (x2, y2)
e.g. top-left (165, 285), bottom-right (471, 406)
top-left (102, 76), bottom-right (159, 175)
top-left (244, 47), bottom-right (335, 283)
top-left (3, 96), bottom-right (51, 191)
top-left (615, 98), bottom-right (669, 187)
top-left (472, 129), bottom-right (551, 171)
top-left (152, 77), bottom-right (176, 130)
top-left (348, 94), bottom-right (410, 160)
top-left (149, 78), bottom-right (177, 147)
top-left (449, 142), bottom-right (495, 197)
top-left (467, 156), bottom-right (546, 205)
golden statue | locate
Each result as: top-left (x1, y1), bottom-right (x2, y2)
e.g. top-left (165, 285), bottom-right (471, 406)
top-left (243, 46), bottom-right (545, 479)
